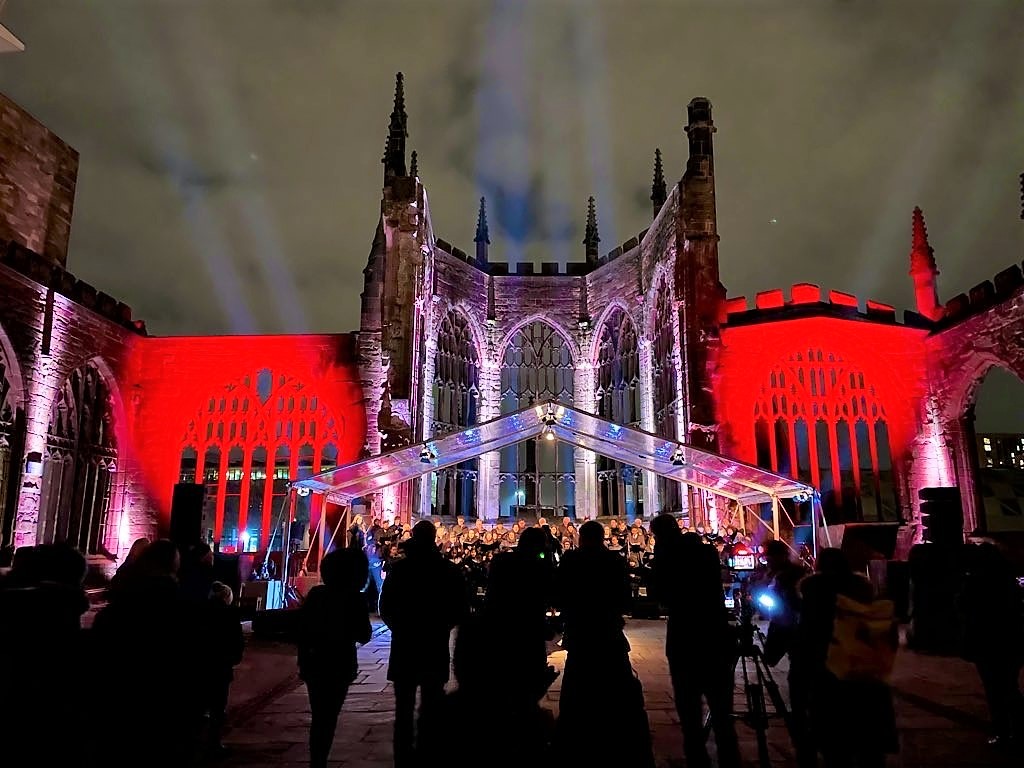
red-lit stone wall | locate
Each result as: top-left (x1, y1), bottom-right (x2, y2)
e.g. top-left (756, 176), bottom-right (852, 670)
top-left (717, 291), bottom-right (930, 526)
top-left (130, 333), bottom-right (367, 540)
top-left (0, 93), bottom-right (78, 268)
top-left (0, 241), bottom-right (147, 554)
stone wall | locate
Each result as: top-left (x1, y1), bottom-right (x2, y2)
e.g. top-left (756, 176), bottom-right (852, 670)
top-left (0, 241), bottom-right (146, 556)
top-left (0, 93), bottom-right (78, 268)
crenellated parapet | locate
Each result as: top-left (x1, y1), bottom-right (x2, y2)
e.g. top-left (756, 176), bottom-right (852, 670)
top-left (936, 261), bottom-right (1024, 328)
top-left (721, 282), bottom-right (931, 329)
top-left (0, 239), bottom-right (145, 334)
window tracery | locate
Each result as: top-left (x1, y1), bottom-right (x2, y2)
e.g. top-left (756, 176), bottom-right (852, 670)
top-left (499, 321), bottom-right (575, 518)
top-left (40, 363), bottom-right (118, 555)
top-left (753, 350), bottom-right (897, 521)
top-left (178, 368), bottom-right (344, 551)
top-left (595, 307), bottom-right (643, 518)
top-left (651, 282), bottom-right (682, 512)
top-left (431, 310), bottom-right (480, 517)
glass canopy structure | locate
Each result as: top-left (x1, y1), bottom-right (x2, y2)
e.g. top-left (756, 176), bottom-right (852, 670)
top-left (292, 401), bottom-right (816, 509)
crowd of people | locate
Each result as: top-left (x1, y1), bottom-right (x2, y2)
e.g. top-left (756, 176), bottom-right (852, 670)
top-left (0, 512), bottom-right (1020, 768)
top-left (0, 539), bottom-right (243, 768)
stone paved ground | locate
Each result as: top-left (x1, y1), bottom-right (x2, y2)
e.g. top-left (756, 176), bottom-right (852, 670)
top-left (219, 620), bottom-right (1019, 768)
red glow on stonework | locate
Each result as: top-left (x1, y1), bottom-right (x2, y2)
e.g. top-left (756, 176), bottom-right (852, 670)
top-left (127, 334), bottom-right (367, 547)
top-left (716, 315), bottom-right (929, 521)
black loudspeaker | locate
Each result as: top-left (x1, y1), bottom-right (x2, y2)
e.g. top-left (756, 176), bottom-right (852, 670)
top-left (170, 483), bottom-right (205, 548)
top-left (918, 487), bottom-right (964, 546)
top-left (212, 553), bottom-right (242, 604)
top-left (907, 542), bottom-right (964, 654)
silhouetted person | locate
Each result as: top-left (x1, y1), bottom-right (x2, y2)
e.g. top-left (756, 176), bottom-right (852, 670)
top-left (797, 548), bottom-right (897, 768)
top-left (347, 514), bottom-right (366, 550)
top-left (760, 539), bottom-right (812, 768)
top-left (204, 581), bottom-right (244, 758)
top-left (959, 542), bottom-right (1024, 747)
top-left (91, 538), bottom-right (193, 768)
top-left (419, 615), bottom-right (553, 768)
top-left (379, 520), bottom-right (468, 767)
top-left (650, 514), bottom-right (741, 768)
top-left (297, 548), bottom-right (373, 768)
top-left (484, 526), bottom-right (557, 704)
top-left (0, 543), bottom-right (89, 768)
top-left (554, 520), bottom-right (654, 767)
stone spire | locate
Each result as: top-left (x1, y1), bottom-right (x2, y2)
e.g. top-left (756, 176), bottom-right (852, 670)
top-left (474, 197), bottom-right (490, 265)
top-left (651, 148), bottom-right (667, 218)
top-left (583, 196), bottom-right (600, 263)
top-left (409, 150), bottom-right (418, 178)
top-left (909, 206), bottom-right (943, 321)
top-left (909, 206), bottom-right (937, 275)
top-left (382, 72), bottom-right (408, 183)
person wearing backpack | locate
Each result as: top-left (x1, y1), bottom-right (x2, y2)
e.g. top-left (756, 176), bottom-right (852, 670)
top-left (797, 548), bottom-right (898, 768)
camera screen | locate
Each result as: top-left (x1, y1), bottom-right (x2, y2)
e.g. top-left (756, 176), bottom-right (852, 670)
top-left (731, 553), bottom-right (756, 571)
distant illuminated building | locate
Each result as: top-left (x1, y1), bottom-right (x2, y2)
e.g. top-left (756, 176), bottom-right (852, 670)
top-left (976, 434), bottom-right (1024, 470)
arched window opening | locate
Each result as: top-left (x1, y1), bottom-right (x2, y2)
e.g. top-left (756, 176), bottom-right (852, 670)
top-left (246, 447), bottom-right (268, 552)
top-left (432, 310), bottom-right (480, 518)
top-left (595, 307), bottom-right (643, 518)
top-left (295, 443), bottom-right (315, 546)
top-left (652, 284), bottom-right (681, 512)
top-left (180, 369), bottom-right (346, 551)
top-left (269, 446), bottom-right (290, 552)
top-left (178, 447), bottom-right (198, 483)
top-left (40, 363), bottom-right (118, 555)
top-left (200, 447), bottom-right (221, 544)
top-left (753, 351), bottom-right (897, 523)
top-left (969, 368), bottom-right (1024, 532)
top-left (499, 321), bottom-right (575, 519)
top-left (221, 447), bottom-right (244, 552)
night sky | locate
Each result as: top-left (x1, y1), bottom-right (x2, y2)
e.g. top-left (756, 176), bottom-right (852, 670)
top-left (1, 1), bottom-right (1023, 426)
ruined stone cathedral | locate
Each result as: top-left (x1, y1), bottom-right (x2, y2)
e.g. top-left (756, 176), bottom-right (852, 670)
top-left (2, 72), bottom-right (1024, 565)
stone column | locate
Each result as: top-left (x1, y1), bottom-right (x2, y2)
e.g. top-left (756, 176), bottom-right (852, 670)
top-left (476, 357), bottom-right (502, 521)
top-left (638, 337), bottom-right (660, 517)
top-left (573, 360), bottom-right (598, 519)
top-left (14, 350), bottom-right (57, 547)
top-left (418, 337), bottom-right (437, 519)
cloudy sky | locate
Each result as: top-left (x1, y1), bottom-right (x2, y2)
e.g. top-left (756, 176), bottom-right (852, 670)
top-left (2, 0), bottom-right (1023, 423)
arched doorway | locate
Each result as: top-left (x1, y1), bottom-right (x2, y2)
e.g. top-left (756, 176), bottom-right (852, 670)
top-left (967, 366), bottom-right (1024, 533)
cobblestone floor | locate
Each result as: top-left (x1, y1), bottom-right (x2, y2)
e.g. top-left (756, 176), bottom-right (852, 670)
top-left (218, 620), bottom-right (1019, 768)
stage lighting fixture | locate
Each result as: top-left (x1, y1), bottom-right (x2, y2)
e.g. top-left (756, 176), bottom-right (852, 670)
top-left (296, 487), bottom-right (311, 497)
top-left (542, 425), bottom-right (556, 442)
top-left (670, 447), bottom-right (686, 467)
top-left (420, 445), bottom-right (437, 463)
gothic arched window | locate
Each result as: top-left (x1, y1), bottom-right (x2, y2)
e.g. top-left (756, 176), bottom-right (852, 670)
top-left (499, 322), bottom-right (575, 519)
top-left (40, 363), bottom-right (118, 555)
top-left (432, 310), bottom-right (480, 517)
top-left (754, 350), bottom-right (897, 522)
top-left (651, 282), bottom-right (681, 512)
top-left (179, 369), bottom-right (346, 552)
top-left (595, 307), bottom-right (643, 518)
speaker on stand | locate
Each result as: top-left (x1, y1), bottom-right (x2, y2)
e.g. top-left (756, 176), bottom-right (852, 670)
top-left (170, 482), bottom-right (205, 550)
top-left (908, 487), bottom-right (966, 653)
